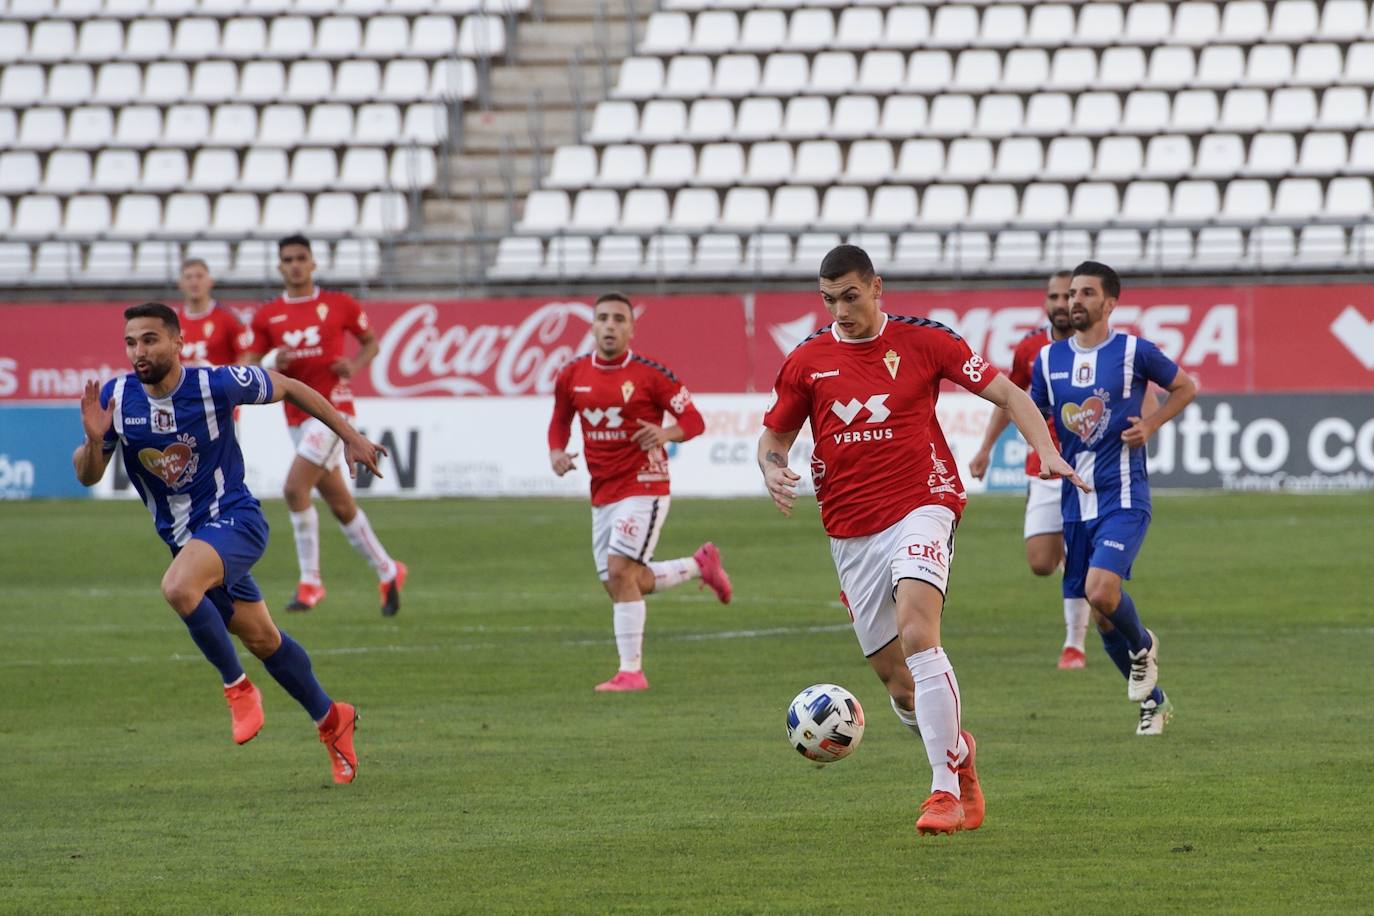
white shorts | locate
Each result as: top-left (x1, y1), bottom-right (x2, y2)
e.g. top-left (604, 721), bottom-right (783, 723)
top-left (591, 495), bottom-right (670, 581)
top-left (289, 416), bottom-right (347, 471)
top-left (829, 504), bottom-right (958, 657)
top-left (1024, 474), bottom-right (1064, 539)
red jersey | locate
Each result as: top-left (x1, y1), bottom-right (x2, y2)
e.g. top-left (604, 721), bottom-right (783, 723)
top-left (764, 313), bottom-right (999, 539)
top-left (178, 302), bottom-right (252, 366)
top-left (249, 287), bottom-right (371, 427)
top-left (1008, 324), bottom-right (1063, 478)
top-left (549, 349), bottom-right (706, 506)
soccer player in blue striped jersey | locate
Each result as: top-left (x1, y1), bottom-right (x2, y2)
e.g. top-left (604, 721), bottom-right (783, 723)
top-left (73, 303), bottom-right (388, 783)
top-left (1030, 262), bottom-right (1197, 736)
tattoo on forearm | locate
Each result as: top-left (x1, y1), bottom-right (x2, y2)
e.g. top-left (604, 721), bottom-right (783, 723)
top-left (765, 451), bottom-right (788, 468)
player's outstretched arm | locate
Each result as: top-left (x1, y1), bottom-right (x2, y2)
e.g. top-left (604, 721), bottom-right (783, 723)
top-left (1122, 369), bottom-right (1197, 448)
top-left (757, 426), bottom-right (802, 517)
top-left (264, 370), bottom-right (388, 479)
top-left (73, 380), bottom-right (114, 486)
top-left (979, 374), bottom-right (1091, 493)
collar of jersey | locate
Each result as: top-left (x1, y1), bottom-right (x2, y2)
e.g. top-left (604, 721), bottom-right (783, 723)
top-left (181, 299), bottom-right (219, 320)
top-left (831, 313), bottom-right (888, 344)
top-left (593, 349), bottom-right (633, 369)
top-left (1068, 329), bottom-right (1119, 354)
top-left (281, 287), bottom-right (321, 304)
top-left (145, 364), bottom-right (190, 402)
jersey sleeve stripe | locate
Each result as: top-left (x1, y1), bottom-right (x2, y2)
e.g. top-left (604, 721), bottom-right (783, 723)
top-left (1122, 334), bottom-right (1137, 398)
top-left (112, 376), bottom-right (127, 436)
top-left (252, 365), bottom-right (271, 404)
top-left (1039, 343), bottom-right (1054, 405)
top-left (890, 314), bottom-right (962, 340)
top-left (631, 354), bottom-right (681, 383)
top-left (198, 369), bottom-right (220, 441)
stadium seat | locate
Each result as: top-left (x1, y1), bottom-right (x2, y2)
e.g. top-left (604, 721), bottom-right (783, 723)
top-left (316, 16), bottom-right (362, 57)
top-left (50, 64), bottom-right (95, 106)
top-left (141, 62), bottom-right (189, 105)
top-left (431, 59), bottom-right (476, 101)
top-left (721, 186), bottom-right (771, 229)
top-left (857, 50), bottom-right (905, 92)
top-left (690, 11), bottom-right (739, 54)
top-left (32, 241), bottom-right (82, 280)
top-left (908, 51), bottom-right (953, 93)
top-left (1003, 48), bottom-right (1049, 91)
top-left (743, 233), bottom-right (794, 271)
top-left (1073, 92), bottom-right (1122, 136)
top-left (1145, 46), bottom-right (1195, 90)
top-left (1067, 182), bottom-right (1118, 226)
top-left (1122, 91), bottom-right (1169, 135)
top-left (591, 144), bottom-right (643, 188)
top-left (1172, 180), bottom-right (1221, 222)
top-left (182, 239), bottom-right (232, 275)
top-left (990, 137), bottom-right (1043, 183)
top-left (926, 94), bottom-right (974, 137)
top-left (876, 96), bottom-right (927, 138)
top-left (781, 97), bottom-right (830, 138)
top-left (1244, 133), bottom-right (1298, 177)
top-left (645, 144), bottom-right (695, 187)
top-left (380, 59), bottom-right (431, 102)
top-left (1294, 132), bottom-right (1347, 176)
top-left (0, 151), bottom-right (41, 194)
top-left (835, 8), bottom-right (882, 51)
top-left (881, 6), bottom-right (931, 50)
top-left (456, 16), bottom-right (505, 57)
top-left (894, 138), bottom-right (945, 182)
top-left (236, 148), bottom-right (287, 191)
top-left (894, 232), bottom-right (943, 270)
top-left (969, 182), bottom-right (1017, 224)
top-left (1048, 48), bottom-right (1096, 91)
top-left (91, 152), bottom-right (143, 194)
top-left (542, 237), bottom-right (593, 279)
top-left (142, 148), bottom-right (189, 191)
top-left (641, 12), bottom-right (690, 55)
top-left (919, 184), bottom-right (967, 225)
top-left (692, 233), bottom-right (742, 275)
top-left (1220, 1), bottom-right (1268, 42)
top-left (288, 148), bottom-right (339, 190)
top-left (844, 140), bottom-right (893, 183)
top-left (1098, 47), bottom-right (1147, 92)
top-left (171, 17), bottom-right (218, 59)
top-left (81, 240), bottom-right (131, 279)
top-left (1195, 45), bottom-right (1244, 88)
top-left (1172, 90), bottom-right (1220, 132)
top-left (616, 57), bottom-right (665, 99)
top-left (66, 107), bottom-right (112, 150)
top-left (795, 231), bottom-right (842, 270)
top-left (620, 189), bottom-right (669, 229)
top-left (952, 50), bottom-right (1001, 93)
top-left (257, 105), bottom-right (305, 146)
top-left (518, 189), bottom-right (570, 232)
top-left (1043, 137), bottom-right (1092, 180)
top-left (1043, 228), bottom-right (1092, 266)
top-left (239, 61), bottom-right (286, 101)
top-left (592, 235), bottom-right (644, 276)
top-left (1269, 88), bottom-right (1318, 130)
top-left (832, 96), bottom-right (880, 139)
top-left (1243, 45), bottom-right (1294, 88)
top-left (30, 20), bottom-right (77, 61)
top-left (1027, 4), bottom-right (1075, 47)
top-left (1317, 87), bottom-right (1368, 130)
top-left (338, 149), bottom-right (387, 190)
top-left (973, 95), bottom-right (1022, 138)
top-left (1120, 181), bottom-right (1170, 223)
top-left (162, 192), bottom-right (210, 234)
top-left (334, 60), bottom-right (382, 101)
top-left (0, 23), bottom-right (28, 64)
top-left (644, 234), bottom-right (692, 272)
top-left (586, 101), bottom-right (637, 144)
top-left (212, 192), bottom-right (260, 234)
top-left (1194, 133), bottom-right (1245, 178)
top-left (1222, 179), bottom-right (1273, 219)
top-left (1025, 93), bottom-right (1072, 136)
top-left (663, 56), bottom-right (716, 100)
top-left (761, 53), bottom-right (809, 96)
top-left (62, 193), bottom-right (110, 235)
top-left (670, 187), bottom-right (720, 228)
top-left (310, 191), bottom-right (358, 233)
top-left (1142, 135), bottom-right (1194, 179)
top-left (1293, 43), bottom-right (1342, 87)
top-left (111, 193), bottom-right (161, 237)
top-left (929, 4), bottom-right (977, 49)
top-left (991, 229), bottom-right (1042, 272)
top-left (490, 236), bottom-right (542, 279)
top-left (1272, 0), bottom-right (1318, 40)
top-left (1194, 226), bottom-right (1244, 264)
top-left (133, 240), bottom-right (179, 279)
top-left (1326, 176), bottom-right (1374, 216)
top-left (17, 108), bottom-right (65, 150)
top-left (303, 104), bottom-right (352, 145)
top-left (232, 240), bottom-right (275, 281)
top-left (353, 104), bottom-right (401, 145)
top-left (261, 192), bottom-right (310, 234)
top-left (1297, 225), bottom-right (1348, 264)
top-left (570, 189), bottom-right (620, 230)
top-left (124, 17), bottom-right (172, 61)
top-left (411, 15), bottom-right (458, 57)
top-left (1274, 177), bottom-right (1322, 217)
top-left (94, 63), bottom-right (141, 104)
top-left (1320, 0), bottom-right (1369, 39)
top-left (820, 186), bottom-right (869, 227)
top-left (1173, 1), bottom-right (1220, 45)
top-left (810, 52), bottom-right (857, 95)
top-left (946, 138), bottom-right (993, 181)
top-left (112, 105), bottom-right (161, 147)
top-left (1092, 136), bottom-right (1143, 181)
top-left (286, 60), bottom-right (334, 103)
top-left (190, 61), bottom-right (239, 104)
top-left (639, 100), bottom-right (688, 142)
top-left (770, 186), bottom-right (818, 228)
top-left (981, 5), bottom-right (1026, 49)
top-left (220, 17), bottom-right (266, 58)
top-left (1096, 228), bottom-right (1144, 266)
top-left (1146, 226), bottom-right (1195, 263)
top-left (546, 146), bottom-right (597, 189)
top-left (712, 55), bottom-right (758, 98)
top-left (734, 97), bottom-right (783, 140)
top-left (785, 9), bottom-right (833, 52)
top-left (1021, 182), bottom-right (1069, 223)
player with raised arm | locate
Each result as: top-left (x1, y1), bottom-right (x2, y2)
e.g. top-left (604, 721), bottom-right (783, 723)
top-left (1030, 261), bottom-right (1197, 736)
top-left (176, 258), bottom-right (252, 368)
top-left (758, 246), bottom-right (1089, 835)
top-left (73, 303), bottom-right (384, 783)
top-left (548, 293), bottom-right (734, 692)
top-left (243, 235), bottom-right (407, 617)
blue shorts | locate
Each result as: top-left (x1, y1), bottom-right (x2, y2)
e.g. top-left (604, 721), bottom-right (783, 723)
top-left (1062, 509), bottom-right (1150, 599)
top-left (182, 510), bottom-right (269, 620)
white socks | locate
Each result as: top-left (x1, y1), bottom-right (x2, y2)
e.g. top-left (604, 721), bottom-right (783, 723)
top-left (907, 646), bottom-right (969, 797)
top-left (648, 557), bottom-right (700, 591)
top-left (289, 506), bottom-right (321, 585)
top-left (889, 695), bottom-right (922, 738)
top-left (612, 600), bottom-right (646, 672)
top-left (1064, 597), bottom-right (1091, 651)
top-left (340, 509), bottom-right (397, 582)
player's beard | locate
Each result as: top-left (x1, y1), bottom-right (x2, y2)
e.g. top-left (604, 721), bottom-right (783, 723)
top-left (1048, 309), bottom-right (1071, 333)
top-left (134, 355), bottom-right (175, 385)
top-left (1069, 309), bottom-right (1094, 331)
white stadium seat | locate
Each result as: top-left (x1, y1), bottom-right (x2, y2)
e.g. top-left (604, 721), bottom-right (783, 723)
top-left (645, 144), bottom-right (694, 188)
top-left (337, 149), bottom-right (386, 190)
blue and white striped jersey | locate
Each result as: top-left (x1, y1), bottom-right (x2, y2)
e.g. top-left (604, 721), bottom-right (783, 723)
top-left (1030, 331), bottom-right (1180, 522)
top-left (100, 365), bottom-right (274, 549)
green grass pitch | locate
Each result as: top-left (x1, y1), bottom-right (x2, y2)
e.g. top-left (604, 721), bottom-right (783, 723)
top-left (1, 493), bottom-right (1370, 914)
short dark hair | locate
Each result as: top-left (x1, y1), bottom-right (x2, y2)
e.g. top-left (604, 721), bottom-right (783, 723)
top-left (180, 257), bottom-right (209, 273)
top-left (1070, 260), bottom-right (1121, 299)
top-left (124, 302), bottom-right (180, 333)
top-left (1051, 269), bottom-right (1072, 281)
top-left (594, 292), bottom-right (634, 315)
top-left (278, 234), bottom-right (312, 254)
top-left (819, 244), bottom-right (874, 281)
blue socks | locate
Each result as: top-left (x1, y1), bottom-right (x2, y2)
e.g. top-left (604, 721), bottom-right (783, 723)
top-left (262, 631), bottom-right (332, 722)
top-left (1100, 626), bottom-right (1164, 705)
top-left (182, 598), bottom-right (246, 686)
top-left (1105, 590), bottom-right (1151, 653)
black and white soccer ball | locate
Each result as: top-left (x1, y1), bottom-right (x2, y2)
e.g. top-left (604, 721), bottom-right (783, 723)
top-left (786, 683), bottom-right (865, 764)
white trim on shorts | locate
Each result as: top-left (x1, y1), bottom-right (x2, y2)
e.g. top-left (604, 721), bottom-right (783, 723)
top-left (591, 495), bottom-right (671, 582)
top-left (1023, 474), bottom-right (1064, 539)
top-left (829, 504), bottom-right (958, 657)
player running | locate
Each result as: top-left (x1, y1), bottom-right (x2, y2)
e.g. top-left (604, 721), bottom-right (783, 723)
top-left (759, 246), bottom-right (1087, 835)
top-left (243, 235), bottom-right (407, 617)
top-left (968, 271), bottom-right (1088, 668)
top-left (176, 258), bottom-right (252, 368)
top-left (73, 303), bottom-right (380, 783)
top-left (548, 292), bottom-right (733, 692)
top-left (1030, 261), bottom-right (1197, 736)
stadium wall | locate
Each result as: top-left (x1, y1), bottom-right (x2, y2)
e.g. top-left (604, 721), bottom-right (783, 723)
top-left (3, 286), bottom-right (1372, 500)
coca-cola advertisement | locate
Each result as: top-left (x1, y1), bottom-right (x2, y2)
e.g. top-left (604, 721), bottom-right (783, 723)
top-left (2, 285), bottom-right (1372, 400)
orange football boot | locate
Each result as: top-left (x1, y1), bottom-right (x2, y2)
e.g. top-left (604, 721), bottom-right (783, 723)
top-left (224, 678), bottom-right (264, 745)
top-left (317, 701), bottom-right (358, 784)
top-left (957, 730), bottom-right (984, 830)
top-left (916, 791), bottom-right (965, 835)
top-left (286, 581), bottom-right (326, 612)
top-left (379, 561), bottom-right (407, 617)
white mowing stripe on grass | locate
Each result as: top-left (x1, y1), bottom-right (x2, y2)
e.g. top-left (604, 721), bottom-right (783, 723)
top-left (0, 623), bottom-right (854, 669)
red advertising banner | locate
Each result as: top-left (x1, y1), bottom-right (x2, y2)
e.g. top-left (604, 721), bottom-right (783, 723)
top-left (752, 285), bottom-right (1374, 394)
top-left (2, 286), bottom-right (1372, 400)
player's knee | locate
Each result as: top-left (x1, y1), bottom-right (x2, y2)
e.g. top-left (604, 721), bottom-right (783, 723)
top-left (159, 571), bottom-right (201, 615)
top-left (1028, 556), bottom-right (1060, 577)
top-left (240, 626), bottom-right (282, 659)
top-left (1086, 585), bottom-right (1120, 614)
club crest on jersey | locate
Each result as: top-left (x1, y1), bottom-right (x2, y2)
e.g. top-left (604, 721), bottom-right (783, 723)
top-left (316, 304), bottom-right (329, 321)
top-left (203, 321), bottom-right (214, 336)
top-left (621, 381), bottom-right (635, 402)
top-left (1060, 389), bottom-right (1113, 447)
top-left (151, 405), bottom-right (176, 434)
top-left (1073, 355), bottom-right (1096, 386)
top-left (138, 433), bottom-right (200, 490)
top-left (883, 349), bottom-right (900, 379)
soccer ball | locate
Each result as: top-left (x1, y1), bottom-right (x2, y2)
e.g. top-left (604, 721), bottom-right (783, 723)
top-left (786, 683), bottom-right (865, 764)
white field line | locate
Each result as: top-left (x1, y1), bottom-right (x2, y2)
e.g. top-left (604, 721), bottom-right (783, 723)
top-left (0, 623), bottom-right (854, 669)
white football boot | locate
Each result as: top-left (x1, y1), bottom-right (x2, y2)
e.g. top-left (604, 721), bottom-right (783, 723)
top-left (1127, 628), bottom-right (1159, 702)
top-left (1136, 692), bottom-right (1174, 736)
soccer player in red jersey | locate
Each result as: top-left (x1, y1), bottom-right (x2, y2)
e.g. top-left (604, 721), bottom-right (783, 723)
top-left (243, 235), bottom-right (407, 617)
top-left (548, 293), bottom-right (733, 692)
top-left (759, 246), bottom-right (1088, 835)
top-left (176, 258), bottom-right (253, 368)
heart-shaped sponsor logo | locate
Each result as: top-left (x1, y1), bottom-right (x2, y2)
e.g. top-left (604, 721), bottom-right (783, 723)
top-left (139, 443), bottom-right (195, 487)
top-left (1061, 396), bottom-right (1106, 441)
